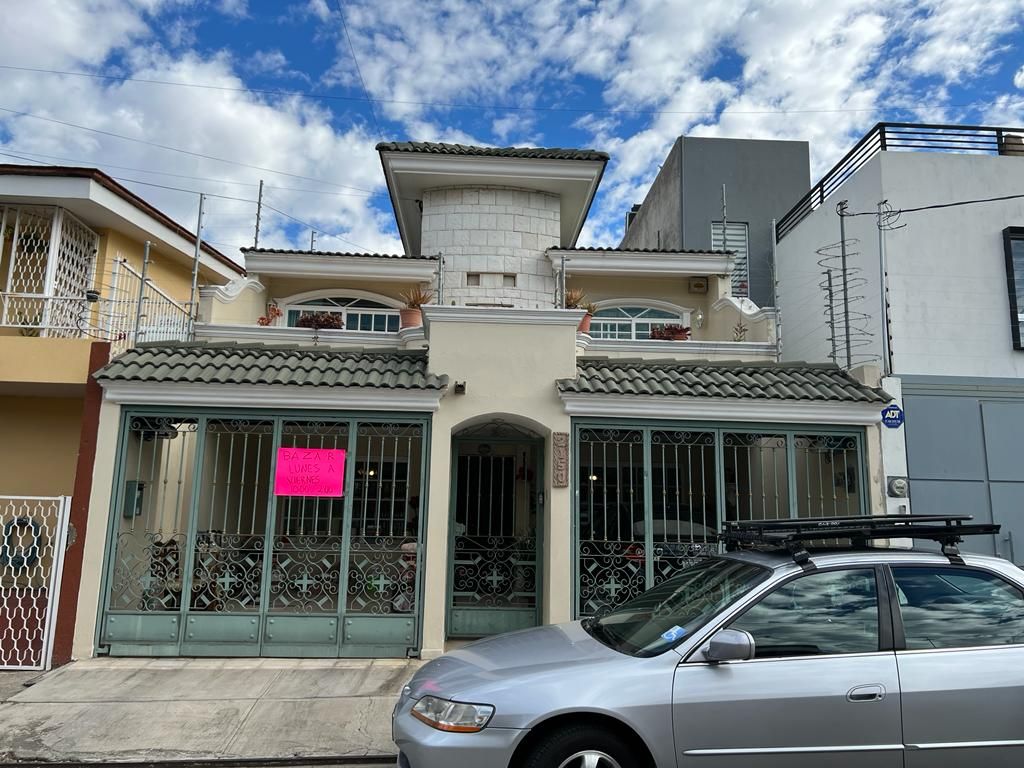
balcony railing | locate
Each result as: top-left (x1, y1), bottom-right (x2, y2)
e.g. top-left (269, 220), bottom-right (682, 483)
top-left (776, 122), bottom-right (1024, 242)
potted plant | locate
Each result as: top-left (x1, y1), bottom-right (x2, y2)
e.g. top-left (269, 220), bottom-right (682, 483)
top-left (564, 288), bottom-right (595, 332)
top-left (578, 302), bottom-right (598, 334)
top-left (256, 304), bottom-right (283, 327)
top-left (399, 286), bottom-right (434, 328)
top-left (650, 324), bottom-right (691, 341)
top-left (295, 311), bottom-right (344, 330)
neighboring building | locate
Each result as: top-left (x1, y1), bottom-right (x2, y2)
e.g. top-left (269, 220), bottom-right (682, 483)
top-left (620, 135), bottom-right (811, 307)
top-left (775, 122), bottom-right (1024, 562)
top-left (0, 165), bottom-right (242, 669)
top-left (67, 140), bottom-right (892, 663)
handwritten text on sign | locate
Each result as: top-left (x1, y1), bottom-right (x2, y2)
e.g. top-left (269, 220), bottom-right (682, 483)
top-left (274, 447), bottom-right (346, 497)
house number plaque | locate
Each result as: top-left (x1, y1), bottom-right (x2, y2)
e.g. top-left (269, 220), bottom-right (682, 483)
top-left (552, 432), bottom-right (570, 488)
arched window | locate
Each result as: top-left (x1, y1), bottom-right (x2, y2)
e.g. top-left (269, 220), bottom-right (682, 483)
top-left (590, 304), bottom-right (689, 340)
top-left (285, 296), bottom-right (400, 333)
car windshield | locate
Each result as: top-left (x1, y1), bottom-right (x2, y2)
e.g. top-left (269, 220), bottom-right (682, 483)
top-left (585, 557), bottom-right (770, 657)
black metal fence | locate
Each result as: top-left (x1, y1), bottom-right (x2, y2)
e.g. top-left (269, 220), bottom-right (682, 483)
top-left (776, 122), bottom-right (1024, 242)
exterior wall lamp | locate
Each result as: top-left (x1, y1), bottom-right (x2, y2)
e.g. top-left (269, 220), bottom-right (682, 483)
top-left (693, 308), bottom-right (704, 329)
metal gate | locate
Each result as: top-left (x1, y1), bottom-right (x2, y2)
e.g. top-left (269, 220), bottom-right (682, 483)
top-left (99, 412), bottom-right (428, 657)
top-left (575, 425), bottom-right (865, 616)
top-left (448, 423), bottom-right (543, 637)
top-left (0, 496), bottom-right (71, 670)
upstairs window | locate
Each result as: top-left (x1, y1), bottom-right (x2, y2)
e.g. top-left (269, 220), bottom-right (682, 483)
top-left (1003, 228), bottom-right (1024, 350)
top-left (590, 305), bottom-right (688, 340)
top-left (285, 296), bottom-right (399, 333)
top-left (712, 221), bottom-right (749, 298)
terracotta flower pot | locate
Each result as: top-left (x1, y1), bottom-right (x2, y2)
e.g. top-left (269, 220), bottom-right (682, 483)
top-left (578, 313), bottom-right (593, 334)
top-left (400, 307), bottom-right (423, 328)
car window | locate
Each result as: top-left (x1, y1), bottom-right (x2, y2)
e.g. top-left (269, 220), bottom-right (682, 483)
top-left (585, 557), bottom-right (770, 658)
top-left (729, 569), bottom-right (879, 658)
top-left (892, 566), bottom-right (1024, 650)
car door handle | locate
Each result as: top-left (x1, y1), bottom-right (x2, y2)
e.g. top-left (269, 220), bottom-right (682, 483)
top-left (847, 684), bottom-right (885, 702)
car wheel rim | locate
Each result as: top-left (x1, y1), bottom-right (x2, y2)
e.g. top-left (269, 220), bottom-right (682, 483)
top-left (557, 750), bottom-right (622, 768)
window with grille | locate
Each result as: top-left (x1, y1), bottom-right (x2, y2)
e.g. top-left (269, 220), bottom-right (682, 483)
top-left (590, 305), bottom-right (688, 340)
top-left (712, 221), bottom-right (749, 298)
top-left (285, 297), bottom-right (400, 333)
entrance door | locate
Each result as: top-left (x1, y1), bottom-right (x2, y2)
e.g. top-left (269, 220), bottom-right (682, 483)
top-left (448, 423), bottom-right (543, 637)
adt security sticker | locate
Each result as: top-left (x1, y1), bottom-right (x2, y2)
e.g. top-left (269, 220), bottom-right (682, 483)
top-left (661, 625), bottom-right (687, 642)
top-left (881, 405), bottom-right (905, 429)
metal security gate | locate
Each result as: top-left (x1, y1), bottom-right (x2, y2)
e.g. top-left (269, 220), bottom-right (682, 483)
top-left (100, 412), bottom-right (428, 657)
top-left (0, 496), bottom-right (71, 670)
top-left (448, 422), bottom-right (543, 637)
top-left (575, 424), bottom-right (864, 616)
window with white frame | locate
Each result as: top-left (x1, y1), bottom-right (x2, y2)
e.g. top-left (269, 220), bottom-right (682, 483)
top-left (590, 305), bottom-right (689, 340)
top-left (712, 221), bottom-right (749, 298)
top-left (285, 296), bottom-right (400, 333)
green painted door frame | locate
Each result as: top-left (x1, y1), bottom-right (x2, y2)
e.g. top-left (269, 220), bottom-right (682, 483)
top-left (571, 419), bottom-right (868, 618)
top-left (97, 407), bottom-right (431, 658)
top-left (446, 433), bottom-right (545, 638)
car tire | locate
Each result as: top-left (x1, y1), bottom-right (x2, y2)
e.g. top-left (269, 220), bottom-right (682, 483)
top-left (522, 723), bottom-right (643, 768)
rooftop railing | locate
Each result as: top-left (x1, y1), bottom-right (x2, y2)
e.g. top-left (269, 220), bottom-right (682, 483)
top-left (775, 122), bottom-right (1024, 242)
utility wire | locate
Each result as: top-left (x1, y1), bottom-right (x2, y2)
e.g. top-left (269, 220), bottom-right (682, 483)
top-left (334, 1), bottom-right (384, 140)
top-left (0, 63), bottom-right (944, 117)
top-left (840, 192), bottom-right (1024, 218)
top-left (0, 105), bottom-right (376, 193)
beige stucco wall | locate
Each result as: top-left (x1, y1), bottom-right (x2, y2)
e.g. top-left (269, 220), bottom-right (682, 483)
top-left (0, 395), bottom-right (83, 496)
top-left (72, 399), bottom-right (120, 659)
top-left (420, 316), bottom-right (579, 657)
top-left (96, 230), bottom-right (208, 305)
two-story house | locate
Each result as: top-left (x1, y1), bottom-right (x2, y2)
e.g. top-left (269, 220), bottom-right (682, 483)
top-left (775, 122), bottom-right (1024, 563)
top-left (0, 164), bottom-right (242, 669)
top-left (70, 141), bottom-right (890, 663)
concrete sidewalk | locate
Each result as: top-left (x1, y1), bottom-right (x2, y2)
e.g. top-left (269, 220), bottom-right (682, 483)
top-left (0, 657), bottom-right (422, 763)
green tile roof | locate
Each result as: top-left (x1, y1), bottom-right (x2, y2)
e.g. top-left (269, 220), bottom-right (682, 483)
top-left (376, 141), bottom-right (609, 162)
top-left (560, 359), bottom-right (889, 403)
top-left (96, 343), bottom-right (448, 390)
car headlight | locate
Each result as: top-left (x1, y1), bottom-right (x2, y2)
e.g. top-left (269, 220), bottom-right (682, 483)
top-left (410, 695), bottom-right (495, 733)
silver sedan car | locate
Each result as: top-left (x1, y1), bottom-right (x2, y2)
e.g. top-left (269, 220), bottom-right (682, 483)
top-left (393, 546), bottom-right (1024, 767)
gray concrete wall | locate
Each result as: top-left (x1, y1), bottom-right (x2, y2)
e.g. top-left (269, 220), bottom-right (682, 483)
top-left (679, 137), bottom-right (810, 308)
top-left (619, 138), bottom-right (682, 251)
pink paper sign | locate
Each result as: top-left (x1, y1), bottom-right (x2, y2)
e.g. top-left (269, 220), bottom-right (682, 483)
top-left (274, 447), bottom-right (346, 497)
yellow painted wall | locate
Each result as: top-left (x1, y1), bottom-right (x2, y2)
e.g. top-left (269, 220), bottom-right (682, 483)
top-left (95, 230), bottom-right (198, 305)
top-left (266, 277), bottom-right (412, 306)
top-left (0, 337), bottom-right (94, 385)
top-left (569, 275), bottom-right (715, 314)
top-left (0, 395), bottom-right (83, 496)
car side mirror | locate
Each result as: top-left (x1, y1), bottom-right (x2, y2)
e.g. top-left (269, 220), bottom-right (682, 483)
top-left (705, 628), bottom-right (755, 663)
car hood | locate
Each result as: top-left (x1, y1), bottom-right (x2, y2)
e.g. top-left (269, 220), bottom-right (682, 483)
top-left (408, 621), bottom-right (624, 700)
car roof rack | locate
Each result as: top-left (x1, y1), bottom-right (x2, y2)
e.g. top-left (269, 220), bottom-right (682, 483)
top-left (720, 515), bottom-right (1001, 568)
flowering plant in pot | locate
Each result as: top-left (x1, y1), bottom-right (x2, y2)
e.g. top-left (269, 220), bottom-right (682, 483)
top-left (295, 311), bottom-right (345, 330)
top-left (650, 324), bottom-right (691, 341)
top-left (256, 304), bottom-right (283, 327)
top-left (399, 286), bottom-right (434, 328)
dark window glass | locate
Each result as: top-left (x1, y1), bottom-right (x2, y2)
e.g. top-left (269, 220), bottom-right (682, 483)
top-left (893, 566), bottom-right (1024, 650)
top-left (730, 568), bottom-right (879, 657)
top-left (1002, 231), bottom-right (1024, 349)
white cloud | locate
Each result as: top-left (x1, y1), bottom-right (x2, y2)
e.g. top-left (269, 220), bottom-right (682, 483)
top-left (217, 0), bottom-right (248, 17)
top-left (1015, 65), bottom-right (1024, 89)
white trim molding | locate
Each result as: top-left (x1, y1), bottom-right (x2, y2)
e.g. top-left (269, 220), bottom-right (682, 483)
top-left (422, 305), bottom-right (585, 330)
top-left (584, 338), bottom-right (778, 359)
top-left (559, 392), bottom-right (884, 425)
top-left (198, 277), bottom-right (266, 304)
top-left (713, 296), bottom-right (777, 322)
top-left (101, 381), bottom-right (445, 411)
top-left (192, 323), bottom-right (402, 348)
top-left (593, 297), bottom-right (694, 316)
top-left (244, 251), bottom-right (438, 281)
top-left (274, 287), bottom-right (404, 310)
top-left (549, 249), bottom-right (734, 277)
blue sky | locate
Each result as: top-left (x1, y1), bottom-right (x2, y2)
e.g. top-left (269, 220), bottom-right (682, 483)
top-left (2, 0), bottom-right (1024, 262)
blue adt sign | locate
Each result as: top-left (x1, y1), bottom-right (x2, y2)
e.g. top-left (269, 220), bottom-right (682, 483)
top-left (881, 405), bottom-right (905, 429)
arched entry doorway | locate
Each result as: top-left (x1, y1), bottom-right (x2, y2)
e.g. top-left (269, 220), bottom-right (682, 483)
top-left (448, 419), bottom-right (544, 638)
